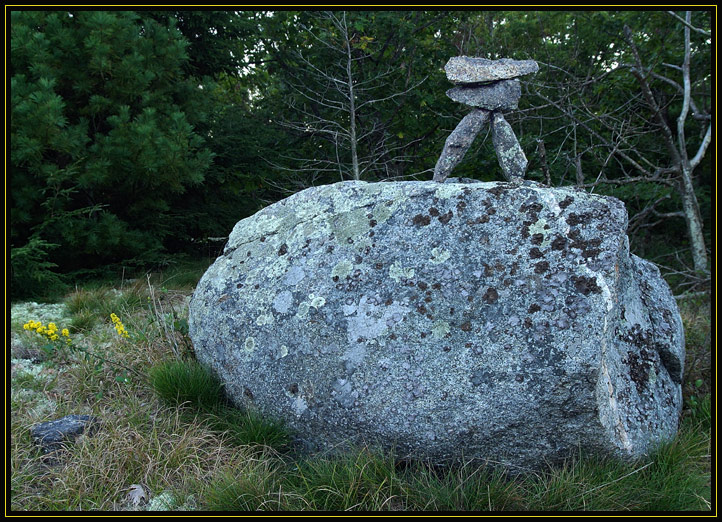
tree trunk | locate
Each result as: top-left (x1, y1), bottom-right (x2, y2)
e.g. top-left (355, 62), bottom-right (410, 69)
top-left (679, 168), bottom-right (709, 272)
top-left (343, 14), bottom-right (360, 181)
top-left (623, 18), bottom-right (709, 274)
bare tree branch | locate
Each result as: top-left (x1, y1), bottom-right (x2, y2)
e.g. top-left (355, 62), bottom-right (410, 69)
top-left (690, 124), bottom-right (712, 170)
top-left (666, 10), bottom-right (711, 37)
top-left (676, 11), bottom-right (692, 166)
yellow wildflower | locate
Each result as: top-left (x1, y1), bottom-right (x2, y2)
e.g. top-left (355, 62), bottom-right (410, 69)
top-left (110, 313), bottom-right (130, 339)
top-left (25, 319), bottom-right (72, 344)
top-left (24, 320), bottom-right (40, 330)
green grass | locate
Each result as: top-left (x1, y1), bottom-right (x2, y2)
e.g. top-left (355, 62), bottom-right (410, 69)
top-left (194, 416), bottom-right (711, 512)
top-left (148, 359), bottom-right (226, 411)
top-left (149, 359), bottom-right (292, 449)
top-left (163, 351), bottom-right (710, 512)
top-left (148, 257), bottom-right (214, 291)
top-left (64, 284), bottom-right (147, 333)
top-left (9, 282), bottom-right (712, 512)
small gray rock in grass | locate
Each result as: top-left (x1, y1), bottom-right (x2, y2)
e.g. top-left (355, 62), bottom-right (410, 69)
top-left (31, 414), bottom-right (100, 454)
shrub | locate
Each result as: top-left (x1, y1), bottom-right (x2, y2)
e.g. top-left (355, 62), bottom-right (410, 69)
top-left (10, 236), bottom-right (66, 300)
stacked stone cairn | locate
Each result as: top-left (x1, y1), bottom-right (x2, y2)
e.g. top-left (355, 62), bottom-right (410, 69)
top-left (433, 56), bottom-right (539, 183)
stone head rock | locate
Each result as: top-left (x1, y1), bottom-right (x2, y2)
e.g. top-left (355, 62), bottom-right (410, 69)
top-left (189, 180), bottom-right (684, 471)
top-left (446, 79), bottom-right (521, 110)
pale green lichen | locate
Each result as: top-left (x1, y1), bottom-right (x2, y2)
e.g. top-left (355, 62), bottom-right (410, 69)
top-left (230, 213), bottom-right (280, 243)
top-left (297, 302), bottom-right (311, 318)
top-left (534, 189), bottom-right (563, 217)
top-left (329, 185), bottom-right (364, 213)
top-left (434, 183), bottom-right (464, 199)
top-left (648, 369), bottom-right (657, 386)
top-left (293, 197), bottom-right (330, 221)
top-left (372, 188), bottom-right (407, 223)
top-left (279, 345), bottom-right (289, 358)
top-left (244, 337), bottom-right (256, 353)
top-left (332, 208), bottom-right (371, 245)
top-left (146, 492), bottom-right (176, 511)
top-left (432, 320), bottom-right (451, 339)
top-left (528, 219), bottom-right (551, 248)
top-left (296, 294), bottom-right (326, 318)
top-left (11, 387), bottom-right (57, 418)
top-left (12, 359), bottom-right (52, 382)
top-left (265, 256), bottom-right (290, 280)
top-left (430, 247), bottom-right (451, 264)
top-left (389, 261), bottom-right (415, 282)
top-left (298, 218), bottom-right (331, 244)
top-left (310, 295), bottom-right (326, 308)
top-left (332, 260), bottom-right (354, 279)
top-left (11, 302), bottom-right (69, 329)
top-left (256, 313), bottom-right (275, 326)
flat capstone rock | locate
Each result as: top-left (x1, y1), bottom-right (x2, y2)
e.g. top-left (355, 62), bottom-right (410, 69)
top-left (445, 56), bottom-right (539, 84)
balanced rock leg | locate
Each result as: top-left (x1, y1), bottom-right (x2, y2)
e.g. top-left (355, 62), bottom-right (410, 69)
top-left (491, 111), bottom-right (528, 181)
top-left (433, 109), bottom-right (490, 183)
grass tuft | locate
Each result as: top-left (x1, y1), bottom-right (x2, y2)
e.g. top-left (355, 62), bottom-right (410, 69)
top-left (148, 358), bottom-right (291, 450)
top-left (286, 446), bottom-right (403, 511)
top-left (206, 407), bottom-right (292, 449)
top-left (148, 359), bottom-right (225, 412)
top-left (403, 459), bottom-right (523, 511)
top-left (203, 455), bottom-right (292, 511)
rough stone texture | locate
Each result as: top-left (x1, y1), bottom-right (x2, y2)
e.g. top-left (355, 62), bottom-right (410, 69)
top-left (491, 112), bottom-right (528, 180)
top-left (446, 79), bottom-right (521, 110)
top-left (433, 109), bottom-right (490, 183)
top-left (189, 180), bottom-right (684, 471)
top-left (445, 57), bottom-right (539, 84)
top-left (31, 414), bottom-right (100, 454)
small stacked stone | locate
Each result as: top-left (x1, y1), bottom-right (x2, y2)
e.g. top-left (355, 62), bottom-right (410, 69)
top-left (434, 57), bottom-right (538, 183)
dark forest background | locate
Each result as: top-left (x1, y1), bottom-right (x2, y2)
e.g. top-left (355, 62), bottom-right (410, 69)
top-left (9, 9), bottom-right (713, 299)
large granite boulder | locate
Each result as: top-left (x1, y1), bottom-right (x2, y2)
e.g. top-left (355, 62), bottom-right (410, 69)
top-left (189, 180), bottom-right (684, 470)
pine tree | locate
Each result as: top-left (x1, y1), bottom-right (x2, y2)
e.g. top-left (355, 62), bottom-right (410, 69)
top-left (10, 10), bottom-right (214, 283)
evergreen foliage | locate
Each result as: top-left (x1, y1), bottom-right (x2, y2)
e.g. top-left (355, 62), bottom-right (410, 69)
top-left (10, 235), bottom-right (66, 299)
top-left (10, 10), bottom-right (214, 292)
